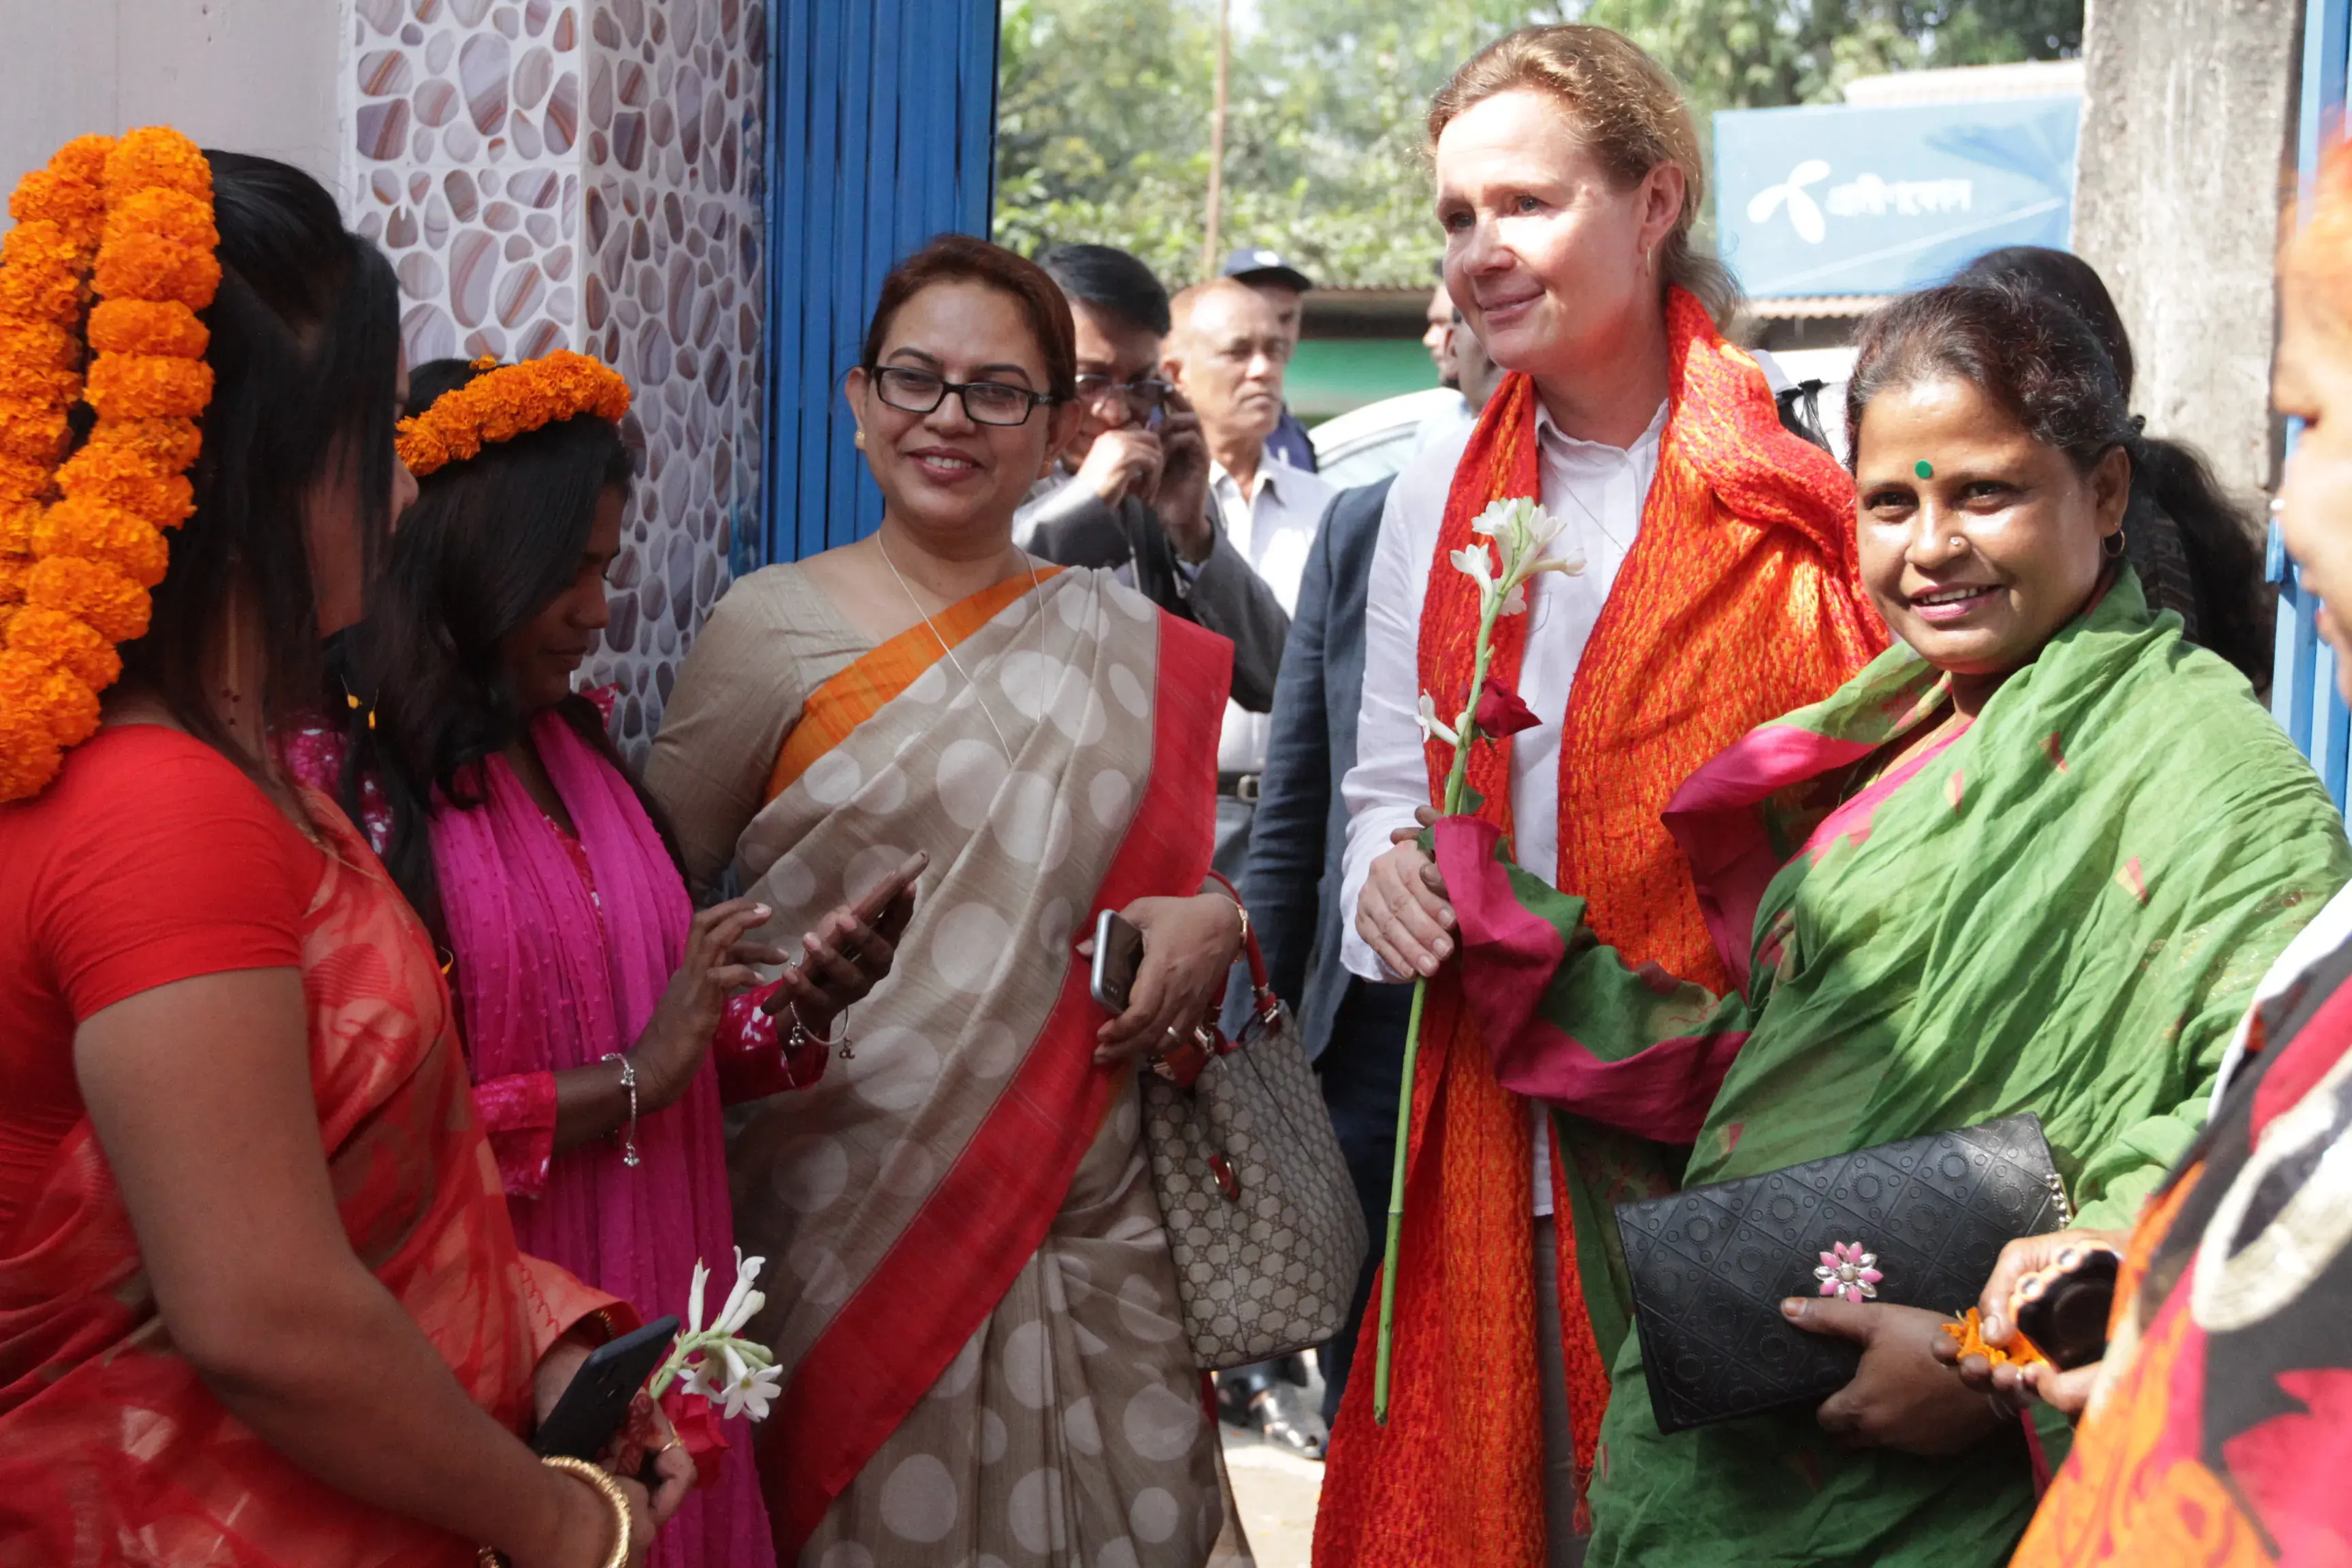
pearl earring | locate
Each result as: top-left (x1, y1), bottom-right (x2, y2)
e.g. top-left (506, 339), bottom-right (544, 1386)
top-left (853, 429), bottom-right (866, 451)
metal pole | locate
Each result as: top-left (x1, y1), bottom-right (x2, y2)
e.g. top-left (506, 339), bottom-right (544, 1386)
top-left (1203, 0), bottom-right (1229, 278)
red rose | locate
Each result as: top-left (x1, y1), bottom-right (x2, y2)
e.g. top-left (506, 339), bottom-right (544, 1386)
top-left (1475, 676), bottom-right (1539, 738)
top-left (659, 1386), bottom-right (732, 1490)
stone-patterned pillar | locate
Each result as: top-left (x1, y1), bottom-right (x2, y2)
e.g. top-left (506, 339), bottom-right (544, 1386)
top-left (340, 0), bottom-right (766, 762)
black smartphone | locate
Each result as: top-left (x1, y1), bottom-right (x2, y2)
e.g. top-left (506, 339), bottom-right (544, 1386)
top-left (1090, 909), bottom-right (1145, 1013)
top-left (2012, 1249), bottom-right (2119, 1371)
top-left (532, 1313), bottom-right (680, 1462)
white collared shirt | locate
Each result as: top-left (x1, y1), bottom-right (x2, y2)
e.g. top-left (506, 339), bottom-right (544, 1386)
top-left (1209, 453), bottom-right (1335, 773)
top-left (1337, 398), bottom-right (1665, 1213)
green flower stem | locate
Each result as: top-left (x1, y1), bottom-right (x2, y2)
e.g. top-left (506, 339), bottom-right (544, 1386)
top-left (648, 1328), bottom-right (774, 1401)
top-left (1372, 606), bottom-right (1499, 1426)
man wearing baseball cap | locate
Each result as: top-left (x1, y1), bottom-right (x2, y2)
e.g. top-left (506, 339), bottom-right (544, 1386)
top-left (1221, 245), bottom-right (1320, 472)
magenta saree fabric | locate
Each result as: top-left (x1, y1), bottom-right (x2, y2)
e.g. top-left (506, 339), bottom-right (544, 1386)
top-left (431, 710), bottom-right (774, 1568)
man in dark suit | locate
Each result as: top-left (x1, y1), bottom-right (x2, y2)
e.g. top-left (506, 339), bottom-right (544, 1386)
top-left (1239, 307), bottom-right (1505, 1430)
top-left (1018, 242), bottom-right (1290, 713)
top-left (1237, 474), bottom-right (1410, 1439)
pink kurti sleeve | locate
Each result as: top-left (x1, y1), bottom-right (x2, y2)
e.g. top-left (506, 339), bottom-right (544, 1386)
top-left (713, 978), bottom-right (830, 1102)
top-left (473, 1071), bottom-right (560, 1197)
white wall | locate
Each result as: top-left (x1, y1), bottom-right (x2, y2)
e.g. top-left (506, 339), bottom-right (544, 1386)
top-left (0, 0), bottom-right (342, 197)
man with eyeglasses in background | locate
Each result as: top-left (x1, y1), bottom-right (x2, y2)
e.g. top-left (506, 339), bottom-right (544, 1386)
top-left (1019, 242), bottom-right (1290, 715)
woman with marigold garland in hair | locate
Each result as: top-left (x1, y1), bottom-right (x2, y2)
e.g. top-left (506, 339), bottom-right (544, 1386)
top-left (0, 140), bottom-right (674, 1566)
top-left (292, 354), bottom-right (919, 1568)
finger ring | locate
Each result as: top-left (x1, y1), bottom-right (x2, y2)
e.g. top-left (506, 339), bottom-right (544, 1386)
top-left (657, 1437), bottom-right (685, 1456)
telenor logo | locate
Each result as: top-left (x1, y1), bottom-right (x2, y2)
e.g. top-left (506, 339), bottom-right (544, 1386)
top-left (1747, 159), bottom-right (1831, 244)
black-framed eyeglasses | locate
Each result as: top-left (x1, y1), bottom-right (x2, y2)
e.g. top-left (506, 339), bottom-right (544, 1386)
top-left (1074, 374), bottom-right (1175, 414)
top-left (869, 365), bottom-right (1058, 427)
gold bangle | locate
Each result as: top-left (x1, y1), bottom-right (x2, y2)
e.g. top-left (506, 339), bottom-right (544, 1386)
top-left (549, 1456), bottom-right (632, 1568)
top-left (484, 1454), bottom-right (630, 1568)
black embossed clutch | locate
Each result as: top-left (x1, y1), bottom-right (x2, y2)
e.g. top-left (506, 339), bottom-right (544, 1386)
top-left (1613, 1113), bottom-right (2069, 1435)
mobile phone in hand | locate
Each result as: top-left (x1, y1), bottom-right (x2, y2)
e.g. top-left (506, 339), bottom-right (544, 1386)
top-left (761, 852), bottom-right (928, 1018)
top-left (2012, 1249), bottom-right (2119, 1371)
top-left (1090, 909), bottom-right (1146, 1013)
top-left (849, 850), bottom-right (929, 927)
top-left (532, 1314), bottom-right (680, 1463)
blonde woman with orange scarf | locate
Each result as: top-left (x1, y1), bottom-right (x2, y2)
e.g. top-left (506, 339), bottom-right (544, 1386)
top-left (1321, 27), bottom-right (1884, 1567)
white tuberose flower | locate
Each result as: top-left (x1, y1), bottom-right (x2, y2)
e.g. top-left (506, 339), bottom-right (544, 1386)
top-left (1416, 693), bottom-right (1460, 748)
top-left (1469, 497), bottom-right (1586, 598)
top-left (717, 1342), bottom-right (785, 1422)
top-left (1450, 542), bottom-right (1494, 595)
top-left (715, 1247), bottom-right (768, 1336)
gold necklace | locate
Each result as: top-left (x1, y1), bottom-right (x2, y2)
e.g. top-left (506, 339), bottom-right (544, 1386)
top-left (875, 530), bottom-right (1043, 767)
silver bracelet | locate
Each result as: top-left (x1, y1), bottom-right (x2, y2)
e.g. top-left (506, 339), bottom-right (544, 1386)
top-left (601, 1052), bottom-right (640, 1168)
top-left (787, 1002), bottom-right (850, 1062)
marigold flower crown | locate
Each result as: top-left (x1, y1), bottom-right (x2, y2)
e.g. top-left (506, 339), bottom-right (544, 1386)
top-left (395, 350), bottom-right (632, 478)
top-left (0, 127), bottom-right (218, 804)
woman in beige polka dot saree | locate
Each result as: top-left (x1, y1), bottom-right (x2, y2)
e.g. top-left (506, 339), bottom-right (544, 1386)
top-left (647, 237), bottom-right (1250, 1568)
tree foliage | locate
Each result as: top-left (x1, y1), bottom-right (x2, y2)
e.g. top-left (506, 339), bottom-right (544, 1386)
top-left (993, 0), bottom-right (2085, 289)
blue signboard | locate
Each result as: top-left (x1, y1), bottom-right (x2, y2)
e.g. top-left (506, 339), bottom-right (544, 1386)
top-left (1714, 95), bottom-right (2081, 298)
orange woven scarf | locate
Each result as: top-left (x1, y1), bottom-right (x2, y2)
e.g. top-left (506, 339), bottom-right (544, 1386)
top-left (1315, 288), bottom-right (1885, 1565)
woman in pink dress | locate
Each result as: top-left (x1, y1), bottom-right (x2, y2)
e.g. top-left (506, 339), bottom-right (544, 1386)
top-left (292, 355), bottom-right (914, 1568)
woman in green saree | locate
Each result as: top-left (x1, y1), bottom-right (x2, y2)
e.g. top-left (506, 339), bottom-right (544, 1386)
top-left (1424, 280), bottom-right (2352, 1565)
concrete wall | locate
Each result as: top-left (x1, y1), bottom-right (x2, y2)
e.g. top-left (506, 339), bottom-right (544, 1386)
top-left (0, 0), bottom-right (342, 196)
top-left (2073, 0), bottom-right (2302, 505)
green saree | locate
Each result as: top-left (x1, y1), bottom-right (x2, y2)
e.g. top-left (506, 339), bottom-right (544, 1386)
top-left (1431, 569), bottom-right (2352, 1566)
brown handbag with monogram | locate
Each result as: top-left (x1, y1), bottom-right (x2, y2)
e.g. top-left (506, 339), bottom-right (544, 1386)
top-left (1139, 894), bottom-right (1370, 1371)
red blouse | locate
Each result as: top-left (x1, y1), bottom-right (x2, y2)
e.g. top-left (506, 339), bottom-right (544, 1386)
top-left (0, 725), bottom-right (313, 1233)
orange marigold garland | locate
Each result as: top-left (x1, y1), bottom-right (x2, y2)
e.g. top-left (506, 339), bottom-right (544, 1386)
top-left (0, 127), bottom-right (216, 802)
top-left (1942, 1307), bottom-right (2050, 1370)
top-left (397, 350), bottom-right (632, 477)
top-left (0, 137), bottom-right (108, 612)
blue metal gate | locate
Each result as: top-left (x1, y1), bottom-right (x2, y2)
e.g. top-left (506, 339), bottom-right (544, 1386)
top-left (2274, 0), bottom-right (2352, 805)
top-left (761, 0), bottom-right (1000, 568)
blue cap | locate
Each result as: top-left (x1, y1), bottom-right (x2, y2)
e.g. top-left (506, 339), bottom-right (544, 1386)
top-left (1220, 246), bottom-right (1313, 293)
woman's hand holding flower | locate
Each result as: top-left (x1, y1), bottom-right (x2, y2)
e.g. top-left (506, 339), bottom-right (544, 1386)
top-left (1358, 806), bottom-right (1454, 979)
top-left (1934, 1228), bottom-right (2129, 1418)
top-left (525, 1336), bottom-right (658, 1565)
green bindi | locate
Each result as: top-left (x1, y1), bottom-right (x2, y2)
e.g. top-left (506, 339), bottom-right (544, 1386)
top-left (1914, 459), bottom-right (1934, 479)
